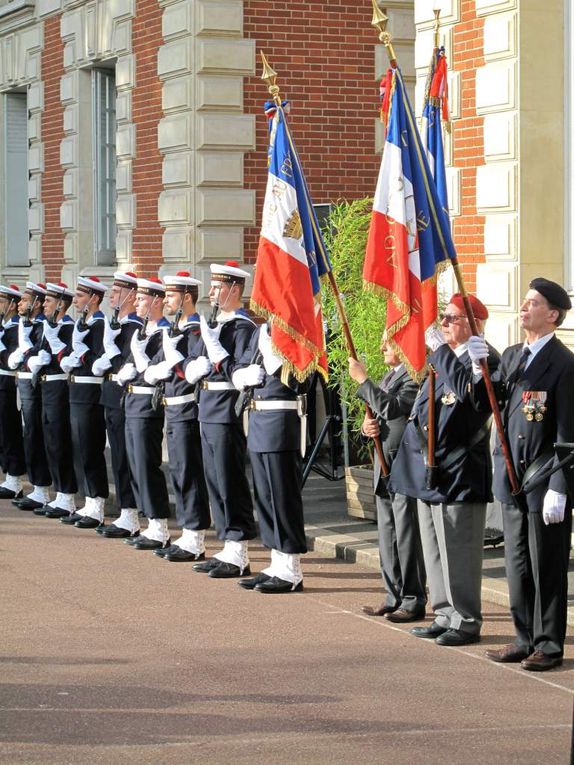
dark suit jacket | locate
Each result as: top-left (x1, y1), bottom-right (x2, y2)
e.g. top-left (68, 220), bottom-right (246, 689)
top-left (492, 335), bottom-right (574, 511)
top-left (357, 367), bottom-right (419, 496)
top-left (388, 342), bottom-right (500, 504)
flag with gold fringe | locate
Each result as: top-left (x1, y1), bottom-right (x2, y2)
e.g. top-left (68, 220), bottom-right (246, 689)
top-left (251, 100), bottom-right (330, 382)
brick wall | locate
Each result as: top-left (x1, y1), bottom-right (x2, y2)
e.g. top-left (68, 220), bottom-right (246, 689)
top-left (450, 0), bottom-right (485, 293)
top-left (41, 15), bottom-right (65, 282)
top-left (242, 0), bottom-right (382, 263)
top-left (130, 0), bottom-right (163, 277)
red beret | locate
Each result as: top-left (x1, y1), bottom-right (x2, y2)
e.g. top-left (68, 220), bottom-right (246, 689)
top-left (449, 292), bottom-right (489, 320)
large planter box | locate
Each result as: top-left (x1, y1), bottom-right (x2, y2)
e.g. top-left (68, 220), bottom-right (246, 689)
top-left (345, 465), bottom-right (377, 521)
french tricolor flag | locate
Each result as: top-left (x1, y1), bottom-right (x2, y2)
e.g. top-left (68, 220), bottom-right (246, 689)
top-left (363, 66), bottom-right (456, 380)
top-left (251, 100), bottom-right (329, 382)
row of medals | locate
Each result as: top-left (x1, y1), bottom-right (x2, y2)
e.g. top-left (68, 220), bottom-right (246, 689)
top-left (522, 391), bottom-right (547, 421)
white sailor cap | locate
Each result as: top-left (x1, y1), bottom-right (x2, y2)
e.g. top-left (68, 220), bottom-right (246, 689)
top-left (136, 276), bottom-right (165, 297)
top-left (163, 271), bottom-right (202, 292)
top-left (113, 271), bottom-right (138, 289)
top-left (24, 281), bottom-right (47, 297)
top-left (210, 260), bottom-right (250, 286)
top-left (0, 283), bottom-right (22, 299)
top-left (77, 275), bottom-right (108, 294)
top-left (45, 281), bottom-right (74, 300)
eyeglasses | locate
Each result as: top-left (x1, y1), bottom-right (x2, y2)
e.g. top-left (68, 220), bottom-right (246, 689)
top-left (439, 313), bottom-right (467, 325)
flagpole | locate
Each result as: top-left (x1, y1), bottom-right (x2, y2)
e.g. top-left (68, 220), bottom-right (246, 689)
top-left (370, 2), bottom-right (523, 499)
top-left (260, 52), bottom-right (391, 477)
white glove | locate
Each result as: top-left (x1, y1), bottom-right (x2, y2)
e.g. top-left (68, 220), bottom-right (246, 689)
top-left (144, 361), bottom-right (173, 385)
top-left (542, 489), bottom-right (567, 525)
top-left (60, 353), bottom-right (82, 374)
top-left (103, 320), bottom-right (122, 360)
top-left (258, 323), bottom-right (283, 375)
top-left (27, 353), bottom-right (48, 375)
top-left (232, 364), bottom-right (265, 391)
top-left (42, 321), bottom-right (66, 355)
top-left (162, 331), bottom-right (185, 367)
top-left (130, 333), bottom-right (150, 374)
top-left (425, 325), bottom-right (447, 352)
top-left (72, 323), bottom-right (90, 354)
top-left (116, 362), bottom-right (137, 386)
top-left (92, 356), bottom-right (112, 376)
top-left (7, 349), bottom-right (24, 369)
top-left (199, 315), bottom-right (229, 364)
top-left (17, 321), bottom-right (34, 351)
top-left (468, 335), bottom-right (489, 376)
top-left (185, 356), bottom-right (212, 384)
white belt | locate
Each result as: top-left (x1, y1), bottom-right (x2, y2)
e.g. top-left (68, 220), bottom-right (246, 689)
top-left (70, 376), bottom-right (103, 385)
top-left (0, 369), bottom-right (16, 377)
top-left (250, 400), bottom-right (298, 411)
top-left (127, 385), bottom-right (153, 395)
top-left (17, 372), bottom-right (33, 379)
top-left (42, 373), bottom-right (68, 382)
top-left (164, 393), bottom-right (196, 406)
top-left (201, 381), bottom-right (235, 391)
top-left (106, 374), bottom-right (120, 382)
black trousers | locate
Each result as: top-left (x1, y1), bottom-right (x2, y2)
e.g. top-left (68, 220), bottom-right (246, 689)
top-left (125, 417), bottom-right (169, 519)
top-left (250, 450), bottom-right (307, 553)
top-left (20, 395), bottom-right (51, 487)
top-left (200, 422), bottom-right (255, 541)
top-left (502, 502), bottom-right (572, 657)
top-left (0, 387), bottom-right (25, 476)
top-left (166, 419), bottom-right (210, 530)
top-left (70, 402), bottom-right (108, 498)
top-left (105, 406), bottom-right (137, 509)
top-left (42, 396), bottom-right (77, 494)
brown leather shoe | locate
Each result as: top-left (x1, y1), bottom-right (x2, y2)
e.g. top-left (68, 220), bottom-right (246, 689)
top-left (520, 650), bottom-right (563, 672)
top-left (485, 644), bottom-right (530, 663)
top-left (361, 603), bottom-right (397, 617)
top-left (386, 608), bottom-right (425, 623)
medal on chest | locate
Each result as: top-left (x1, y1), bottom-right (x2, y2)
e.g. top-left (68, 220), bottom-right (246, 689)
top-left (441, 389), bottom-right (456, 406)
top-left (521, 391), bottom-right (547, 421)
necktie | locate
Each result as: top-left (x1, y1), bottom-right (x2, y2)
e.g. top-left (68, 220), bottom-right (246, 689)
top-left (513, 347), bottom-right (531, 381)
top-left (381, 367), bottom-right (397, 392)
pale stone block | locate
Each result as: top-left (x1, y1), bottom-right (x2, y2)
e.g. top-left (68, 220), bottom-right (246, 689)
top-left (27, 81), bottom-right (43, 111)
top-left (484, 112), bottom-right (516, 160)
top-left (28, 113), bottom-right (41, 141)
top-left (28, 175), bottom-right (40, 202)
top-left (476, 0), bottom-right (516, 16)
top-left (63, 168), bottom-right (77, 197)
top-left (413, 26), bottom-right (452, 72)
top-left (63, 41), bottom-right (76, 69)
top-left (63, 233), bottom-right (78, 263)
top-left (60, 9), bottom-right (80, 41)
top-left (63, 104), bottom-right (78, 134)
top-left (28, 145), bottom-right (43, 173)
top-left (28, 235), bottom-right (41, 264)
top-left (483, 313), bottom-right (516, 349)
top-left (26, 52), bottom-right (41, 81)
top-left (196, 0), bottom-right (242, 36)
top-left (112, 20), bottom-right (132, 57)
top-left (196, 226), bottom-right (243, 262)
top-left (197, 151), bottom-right (242, 186)
top-left (85, 4), bottom-right (98, 58)
top-left (476, 60), bottom-right (516, 113)
top-left (158, 189), bottom-right (192, 224)
top-left (162, 152), bottom-right (193, 186)
top-left (385, 7), bottom-right (416, 40)
top-left (445, 167), bottom-right (460, 217)
top-left (37, 0), bottom-right (62, 16)
top-left (116, 193), bottom-right (135, 228)
top-left (484, 213), bottom-right (516, 259)
top-left (162, 76), bottom-right (193, 112)
top-left (60, 71), bottom-right (77, 104)
top-left (158, 39), bottom-right (192, 80)
top-left (448, 70), bottom-right (460, 120)
top-left (60, 200), bottom-right (76, 230)
top-left (196, 75), bottom-right (242, 110)
top-left (115, 229), bottom-right (133, 263)
top-left (115, 54), bottom-right (134, 89)
top-left (196, 112), bottom-right (254, 150)
top-left (116, 160), bottom-right (132, 192)
top-left (196, 38), bottom-right (254, 76)
top-left (476, 262), bottom-right (517, 312)
top-left (158, 113), bottom-right (192, 152)
top-left (60, 136), bottom-right (76, 167)
top-left (374, 118), bottom-right (385, 155)
top-left (162, 226), bottom-right (194, 262)
top-left (116, 124), bottom-right (136, 158)
top-left (162, 2), bottom-right (192, 39)
top-left (197, 188), bottom-right (255, 226)
top-left (109, 0), bottom-right (134, 20)
top-left (21, 25), bottom-right (43, 53)
top-left (476, 162), bottom-right (516, 211)
top-left (483, 11), bottom-right (516, 59)
top-left (415, 0), bottom-right (458, 26)
top-left (116, 91), bottom-right (131, 123)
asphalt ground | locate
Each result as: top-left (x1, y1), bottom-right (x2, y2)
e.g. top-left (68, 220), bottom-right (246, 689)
top-left (1, 501), bottom-right (573, 765)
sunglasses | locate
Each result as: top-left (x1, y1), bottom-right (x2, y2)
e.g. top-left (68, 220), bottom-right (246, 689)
top-left (439, 313), bottom-right (467, 324)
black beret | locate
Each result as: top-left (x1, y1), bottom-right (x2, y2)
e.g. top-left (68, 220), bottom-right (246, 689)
top-left (530, 278), bottom-right (572, 311)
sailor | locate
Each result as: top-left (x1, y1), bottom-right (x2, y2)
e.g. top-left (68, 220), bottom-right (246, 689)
top-left (92, 271), bottom-right (143, 539)
top-left (0, 284), bottom-right (26, 500)
top-left (59, 276), bottom-right (109, 528)
top-left (232, 322), bottom-right (308, 593)
top-left (8, 281), bottom-right (52, 510)
top-left (187, 261), bottom-right (257, 578)
top-left (143, 271), bottom-right (211, 561)
top-left (117, 276), bottom-right (172, 550)
top-left (26, 281), bottom-right (78, 518)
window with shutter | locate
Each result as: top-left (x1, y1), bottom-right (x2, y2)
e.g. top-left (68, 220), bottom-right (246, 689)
top-left (4, 92), bottom-right (29, 268)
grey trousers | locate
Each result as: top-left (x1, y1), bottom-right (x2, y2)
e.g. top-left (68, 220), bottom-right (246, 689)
top-left (417, 500), bottom-right (486, 635)
top-left (377, 492), bottom-right (426, 612)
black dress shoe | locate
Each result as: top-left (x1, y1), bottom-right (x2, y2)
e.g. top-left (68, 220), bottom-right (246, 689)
top-left (60, 512), bottom-right (84, 525)
top-left (162, 547), bottom-right (205, 563)
top-left (209, 561), bottom-right (251, 579)
top-left (0, 487), bottom-right (22, 500)
top-left (193, 557), bottom-right (224, 573)
top-left (131, 537), bottom-right (171, 550)
top-left (435, 629), bottom-right (480, 647)
top-left (33, 505), bottom-right (49, 516)
top-left (255, 576), bottom-right (303, 593)
top-left (386, 608), bottom-right (426, 623)
top-left (410, 622), bottom-right (448, 639)
top-left (361, 603), bottom-right (397, 617)
top-left (17, 498), bottom-right (45, 511)
top-left (44, 507), bottom-right (72, 519)
top-left (101, 524), bottom-right (139, 539)
top-left (238, 572), bottom-right (272, 590)
top-left (74, 517), bottom-right (103, 529)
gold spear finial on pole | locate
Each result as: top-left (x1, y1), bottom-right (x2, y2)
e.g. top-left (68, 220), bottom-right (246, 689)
top-left (433, 3), bottom-right (442, 49)
top-left (260, 51), bottom-right (282, 106)
top-left (371, 0), bottom-right (397, 66)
